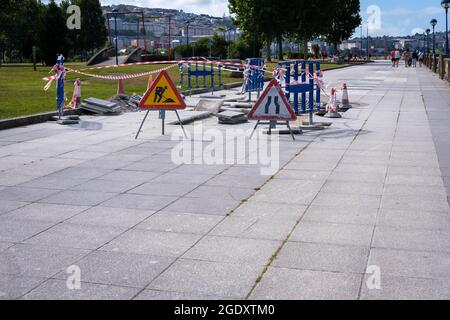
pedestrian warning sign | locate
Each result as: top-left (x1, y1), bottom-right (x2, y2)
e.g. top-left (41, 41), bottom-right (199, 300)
top-left (139, 70), bottom-right (186, 110)
top-left (248, 79), bottom-right (297, 121)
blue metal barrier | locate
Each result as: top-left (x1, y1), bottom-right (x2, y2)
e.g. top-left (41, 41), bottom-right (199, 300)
top-left (180, 62), bottom-right (223, 92)
top-left (244, 58), bottom-right (265, 95)
top-left (277, 60), bottom-right (321, 114)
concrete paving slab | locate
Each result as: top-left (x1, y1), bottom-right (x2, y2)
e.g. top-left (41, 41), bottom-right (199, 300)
top-left (385, 175), bottom-right (444, 187)
top-left (0, 244), bottom-right (89, 278)
top-left (303, 205), bottom-right (378, 226)
top-left (251, 180), bottom-right (324, 206)
top-left (97, 170), bottom-right (161, 183)
top-left (210, 215), bottom-right (297, 241)
top-left (232, 200), bottom-right (307, 220)
top-left (134, 289), bottom-right (228, 300)
top-left (128, 183), bottom-right (199, 197)
top-left (100, 194), bottom-right (178, 211)
top-left (0, 275), bottom-right (46, 300)
top-left (377, 208), bottom-right (450, 230)
top-left (149, 259), bottom-right (264, 299)
top-left (184, 236), bottom-right (280, 265)
top-left (312, 193), bottom-right (381, 210)
top-left (136, 212), bottom-right (222, 234)
top-left (3, 203), bottom-right (89, 223)
top-left (368, 248), bottom-right (450, 279)
top-left (19, 177), bottom-right (89, 190)
top-left (0, 218), bottom-right (55, 243)
top-left (250, 267), bottom-right (361, 300)
top-left (186, 185), bottom-right (255, 202)
top-left (39, 190), bottom-right (116, 207)
top-left (23, 279), bottom-right (139, 300)
top-left (164, 197), bottom-right (239, 216)
top-left (70, 179), bottom-right (142, 193)
top-left (0, 187), bottom-right (59, 202)
top-left (24, 223), bottom-right (126, 250)
top-left (360, 276), bottom-right (450, 300)
top-left (0, 200), bottom-right (28, 216)
top-left (290, 221), bottom-right (374, 247)
top-left (67, 207), bottom-right (154, 228)
top-left (101, 229), bottom-right (202, 257)
top-left (273, 242), bottom-right (369, 274)
top-left (373, 226), bottom-right (450, 253)
top-left (54, 251), bottom-right (174, 288)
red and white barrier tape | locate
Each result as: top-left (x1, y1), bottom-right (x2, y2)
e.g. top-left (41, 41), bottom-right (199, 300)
top-left (42, 59), bottom-right (270, 82)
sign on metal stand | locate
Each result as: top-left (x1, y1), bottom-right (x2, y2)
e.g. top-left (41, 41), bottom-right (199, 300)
top-left (248, 79), bottom-right (298, 141)
top-left (135, 70), bottom-right (187, 139)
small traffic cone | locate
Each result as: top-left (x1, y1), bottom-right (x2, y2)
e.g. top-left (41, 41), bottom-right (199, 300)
top-left (117, 79), bottom-right (126, 95)
top-left (340, 83), bottom-right (352, 110)
top-left (325, 88), bottom-right (342, 119)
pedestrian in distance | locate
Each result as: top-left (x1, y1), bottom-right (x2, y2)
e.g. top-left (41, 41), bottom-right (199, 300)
top-left (391, 49), bottom-right (396, 67)
top-left (412, 50), bottom-right (418, 68)
top-left (418, 51), bottom-right (424, 67)
top-left (403, 50), bottom-right (409, 67)
top-left (395, 49), bottom-right (401, 67)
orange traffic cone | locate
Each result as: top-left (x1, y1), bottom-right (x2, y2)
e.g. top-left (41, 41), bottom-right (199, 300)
top-left (341, 83), bottom-right (352, 108)
top-left (117, 79), bottom-right (125, 95)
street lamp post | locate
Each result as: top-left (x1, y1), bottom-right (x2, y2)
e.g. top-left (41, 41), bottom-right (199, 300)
top-left (431, 19), bottom-right (438, 55)
top-left (185, 21), bottom-right (190, 46)
top-left (112, 8), bottom-right (119, 66)
top-left (442, 0), bottom-right (450, 54)
top-left (426, 29), bottom-right (431, 54)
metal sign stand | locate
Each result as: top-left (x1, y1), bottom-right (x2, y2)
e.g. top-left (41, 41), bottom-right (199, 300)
top-left (135, 109), bottom-right (187, 140)
top-left (250, 120), bottom-right (296, 141)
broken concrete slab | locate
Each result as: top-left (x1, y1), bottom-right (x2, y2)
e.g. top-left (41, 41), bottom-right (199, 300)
top-left (84, 98), bottom-right (119, 109)
top-left (194, 100), bottom-right (224, 114)
top-left (216, 111), bottom-right (248, 125)
top-left (169, 111), bottom-right (212, 125)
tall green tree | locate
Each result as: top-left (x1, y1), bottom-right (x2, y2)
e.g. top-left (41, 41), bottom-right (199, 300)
top-left (77, 0), bottom-right (107, 56)
top-left (229, 0), bottom-right (288, 60)
top-left (287, 0), bottom-right (331, 58)
top-left (323, 0), bottom-right (361, 53)
top-left (39, 0), bottom-right (67, 65)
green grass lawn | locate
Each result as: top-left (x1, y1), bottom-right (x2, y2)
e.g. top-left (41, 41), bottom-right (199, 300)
top-left (0, 61), bottom-right (345, 120)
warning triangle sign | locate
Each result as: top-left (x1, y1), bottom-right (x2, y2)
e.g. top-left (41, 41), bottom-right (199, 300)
top-left (248, 79), bottom-right (297, 121)
top-left (139, 70), bottom-right (186, 110)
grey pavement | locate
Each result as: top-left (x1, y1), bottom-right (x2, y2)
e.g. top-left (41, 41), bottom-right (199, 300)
top-left (1, 61), bottom-right (450, 300)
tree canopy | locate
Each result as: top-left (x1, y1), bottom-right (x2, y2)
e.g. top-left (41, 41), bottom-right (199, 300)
top-left (229, 0), bottom-right (361, 58)
top-left (0, 0), bottom-right (107, 65)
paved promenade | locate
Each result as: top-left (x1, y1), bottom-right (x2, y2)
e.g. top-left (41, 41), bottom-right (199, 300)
top-left (0, 61), bottom-right (449, 300)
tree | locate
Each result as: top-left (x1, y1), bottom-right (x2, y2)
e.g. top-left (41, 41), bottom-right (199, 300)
top-left (210, 34), bottom-right (228, 58)
top-left (77, 0), bottom-right (107, 56)
top-left (287, 0), bottom-right (331, 58)
top-left (39, 0), bottom-right (68, 65)
top-left (323, 0), bottom-right (361, 53)
top-left (229, 0), bottom-right (288, 60)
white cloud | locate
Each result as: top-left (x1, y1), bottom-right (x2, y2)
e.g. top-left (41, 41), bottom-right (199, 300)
top-left (411, 27), bottom-right (425, 35)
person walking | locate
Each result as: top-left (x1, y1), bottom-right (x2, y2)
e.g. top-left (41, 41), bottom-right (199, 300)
top-left (412, 50), bottom-right (418, 68)
top-left (391, 49), bottom-right (396, 67)
top-left (403, 50), bottom-right (409, 67)
top-left (395, 49), bottom-right (401, 67)
top-left (418, 51), bottom-right (424, 67)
